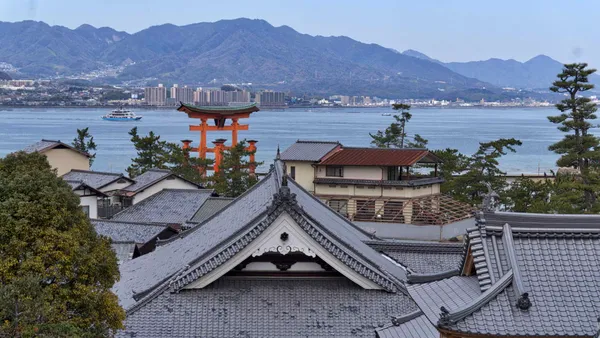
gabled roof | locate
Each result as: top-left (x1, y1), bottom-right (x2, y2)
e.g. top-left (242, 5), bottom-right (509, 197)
top-left (22, 139), bottom-right (91, 158)
top-left (63, 179), bottom-right (107, 197)
top-left (121, 169), bottom-right (202, 194)
top-left (408, 211), bottom-right (600, 337)
top-left (92, 220), bottom-right (174, 244)
top-left (367, 240), bottom-right (463, 275)
top-left (190, 197), bottom-right (234, 223)
top-left (110, 189), bottom-right (214, 224)
top-left (113, 160), bottom-right (411, 313)
top-left (62, 169), bottom-right (132, 189)
top-left (319, 147), bottom-right (441, 166)
top-left (280, 140), bottom-right (340, 162)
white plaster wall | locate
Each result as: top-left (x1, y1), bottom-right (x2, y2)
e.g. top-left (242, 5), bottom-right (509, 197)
top-left (315, 165), bottom-right (382, 180)
top-left (285, 161), bottom-right (315, 192)
top-left (132, 177), bottom-right (199, 204)
top-left (45, 149), bottom-right (89, 176)
top-left (79, 195), bottom-right (98, 219)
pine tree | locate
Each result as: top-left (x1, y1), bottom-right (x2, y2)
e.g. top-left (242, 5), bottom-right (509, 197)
top-left (370, 104), bottom-right (425, 148)
top-left (211, 140), bottom-right (261, 197)
top-left (0, 152), bottom-right (124, 337)
top-left (453, 138), bottom-right (522, 204)
top-left (547, 63), bottom-right (600, 210)
top-left (72, 127), bottom-right (97, 166)
top-left (126, 127), bottom-right (169, 177)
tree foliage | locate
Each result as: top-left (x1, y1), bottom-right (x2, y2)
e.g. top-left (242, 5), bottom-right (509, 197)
top-left (452, 138), bottom-right (522, 205)
top-left (370, 104), bottom-right (428, 148)
top-left (71, 127), bottom-right (97, 166)
top-left (0, 152), bottom-right (124, 337)
top-left (547, 63), bottom-right (600, 211)
top-left (211, 140), bottom-right (261, 197)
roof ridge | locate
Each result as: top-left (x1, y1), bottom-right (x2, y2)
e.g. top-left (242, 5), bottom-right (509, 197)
top-left (407, 268), bottom-right (461, 284)
top-left (365, 240), bottom-right (464, 253)
top-left (91, 219), bottom-right (169, 227)
top-left (66, 169), bottom-right (124, 176)
top-left (341, 146), bottom-right (429, 151)
top-left (157, 170), bottom-right (277, 245)
top-left (502, 223), bottom-right (531, 310)
top-left (390, 310), bottom-right (424, 326)
top-left (296, 140), bottom-right (341, 144)
top-left (439, 269), bottom-right (513, 326)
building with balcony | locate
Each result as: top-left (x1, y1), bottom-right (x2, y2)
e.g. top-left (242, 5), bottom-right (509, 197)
top-left (280, 140), bottom-right (472, 226)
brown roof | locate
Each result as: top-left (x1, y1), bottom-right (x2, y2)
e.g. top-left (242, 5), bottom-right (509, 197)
top-left (319, 148), bottom-right (440, 166)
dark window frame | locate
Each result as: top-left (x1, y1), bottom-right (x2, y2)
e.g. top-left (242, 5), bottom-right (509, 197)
top-left (326, 166), bottom-right (344, 177)
top-left (290, 166), bottom-right (296, 179)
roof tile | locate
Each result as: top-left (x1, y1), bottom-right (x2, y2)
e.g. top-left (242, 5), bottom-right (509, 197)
top-left (319, 148), bottom-right (436, 166)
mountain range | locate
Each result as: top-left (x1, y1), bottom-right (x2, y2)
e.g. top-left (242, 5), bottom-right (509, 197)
top-left (0, 18), bottom-right (596, 97)
top-left (402, 50), bottom-right (600, 89)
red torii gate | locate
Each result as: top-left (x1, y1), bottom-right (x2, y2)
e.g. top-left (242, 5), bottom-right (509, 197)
top-left (177, 102), bottom-right (259, 174)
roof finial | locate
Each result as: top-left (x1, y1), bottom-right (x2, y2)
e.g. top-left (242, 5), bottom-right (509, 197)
top-left (482, 182), bottom-right (499, 212)
top-left (276, 144), bottom-right (281, 160)
top-left (516, 292), bottom-right (531, 310)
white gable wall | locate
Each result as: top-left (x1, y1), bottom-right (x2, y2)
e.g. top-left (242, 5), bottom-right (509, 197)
top-left (45, 149), bottom-right (89, 176)
top-left (101, 179), bottom-right (133, 193)
top-left (132, 177), bottom-right (199, 204)
top-left (184, 212), bottom-right (382, 290)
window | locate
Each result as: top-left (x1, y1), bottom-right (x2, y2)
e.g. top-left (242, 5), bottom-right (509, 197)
top-left (290, 166), bottom-right (296, 179)
top-left (326, 166), bottom-right (343, 177)
top-left (387, 166), bottom-right (400, 181)
top-left (328, 199), bottom-right (348, 216)
top-left (81, 205), bottom-right (90, 217)
top-left (383, 201), bottom-right (405, 222)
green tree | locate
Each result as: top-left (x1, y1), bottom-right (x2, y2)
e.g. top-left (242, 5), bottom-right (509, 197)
top-left (72, 127), bottom-right (97, 166)
top-left (453, 138), bottom-right (522, 205)
top-left (370, 104), bottom-right (427, 148)
top-left (432, 148), bottom-right (470, 195)
top-left (503, 176), bottom-right (552, 212)
top-left (211, 140), bottom-right (261, 197)
top-left (163, 143), bottom-right (212, 185)
top-left (547, 63), bottom-right (600, 210)
top-left (0, 152), bottom-right (124, 337)
top-left (126, 127), bottom-right (169, 177)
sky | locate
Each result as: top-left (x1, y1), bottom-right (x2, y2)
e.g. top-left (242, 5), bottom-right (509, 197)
top-left (1, 0), bottom-right (599, 64)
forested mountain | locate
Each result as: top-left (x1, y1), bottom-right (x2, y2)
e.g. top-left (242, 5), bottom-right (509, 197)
top-left (0, 19), bottom-right (493, 98)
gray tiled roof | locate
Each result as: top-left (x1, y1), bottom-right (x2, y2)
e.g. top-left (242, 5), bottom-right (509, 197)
top-left (113, 172), bottom-right (279, 308)
top-left (409, 212), bottom-right (600, 337)
top-left (190, 197), bottom-right (234, 223)
top-left (114, 160), bottom-right (410, 313)
top-left (376, 312), bottom-right (439, 338)
top-left (22, 139), bottom-right (90, 157)
top-left (122, 169), bottom-right (172, 192)
top-left (64, 179), bottom-right (83, 190)
top-left (92, 220), bottom-right (170, 244)
top-left (111, 189), bottom-right (213, 224)
top-left (112, 243), bottom-right (137, 263)
top-left (62, 169), bottom-right (128, 189)
top-left (368, 240), bottom-right (463, 274)
top-left (280, 140), bottom-right (340, 161)
top-left (118, 277), bottom-right (418, 338)
top-left (483, 210), bottom-right (600, 228)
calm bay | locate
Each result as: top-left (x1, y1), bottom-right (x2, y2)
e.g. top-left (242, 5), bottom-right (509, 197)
top-left (0, 107), bottom-right (572, 174)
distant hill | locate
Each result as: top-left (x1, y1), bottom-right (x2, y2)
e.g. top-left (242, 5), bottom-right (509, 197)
top-left (403, 50), bottom-right (600, 89)
top-left (0, 71), bottom-right (11, 80)
top-left (0, 19), bottom-right (491, 98)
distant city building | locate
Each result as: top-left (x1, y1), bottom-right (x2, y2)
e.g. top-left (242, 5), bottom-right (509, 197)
top-left (256, 91), bottom-right (285, 107)
top-left (144, 84), bottom-right (166, 106)
top-left (170, 84), bottom-right (194, 104)
top-left (192, 89), bottom-right (250, 106)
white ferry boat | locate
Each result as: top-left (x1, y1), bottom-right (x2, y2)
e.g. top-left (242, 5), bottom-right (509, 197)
top-left (101, 108), bottom-right (142, 121)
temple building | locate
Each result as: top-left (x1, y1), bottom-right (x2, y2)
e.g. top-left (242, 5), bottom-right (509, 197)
top-left (177, 102), bottom-right (259, 174)
top-left (280, 140), bottom-right (473, 226)
top-left (111, 157), bottom-right (600, 337)
top-left (113, 159), bottom-right (463, 337)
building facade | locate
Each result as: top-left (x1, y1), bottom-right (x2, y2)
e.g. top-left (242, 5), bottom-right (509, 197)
top-left (170, 84), bottom-right (194, 104)
top-left (256, 90), bottom-right (285, 107)
top-left (144, 84), bottom-right (167, 106)
top-left (280, 140), bottom-right (472, 225)
top-left (23, 139), bottom-right (91, 176)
